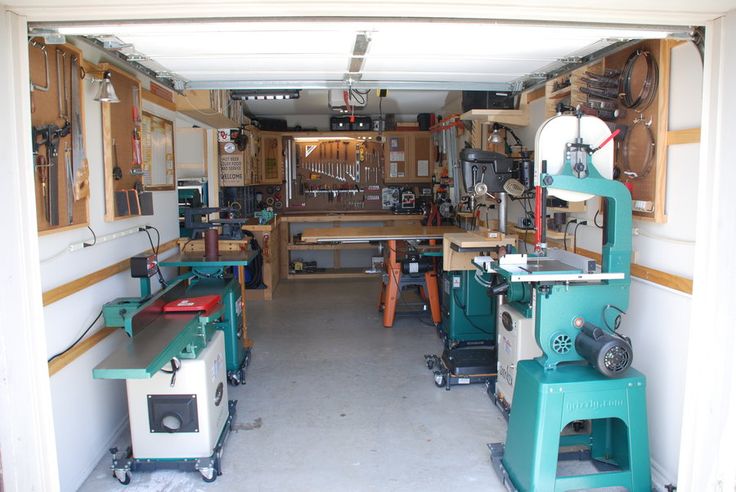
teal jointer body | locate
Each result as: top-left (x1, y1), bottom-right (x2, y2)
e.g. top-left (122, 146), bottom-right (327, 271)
top-left (441, 270), bottom-right (495, 345)
top-left (185, 276), bottom-right (246, 375)
top-left (502, 360), bottom-right (651, 491)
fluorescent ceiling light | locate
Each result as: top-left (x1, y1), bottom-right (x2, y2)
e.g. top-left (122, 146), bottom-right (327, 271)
top-left (230, 89), bottom-right (301, 100)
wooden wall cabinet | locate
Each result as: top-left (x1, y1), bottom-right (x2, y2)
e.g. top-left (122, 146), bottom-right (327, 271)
top-left (259, 132), bottom-right (283, 184)
top-left (383, 131), bottom-right (433, 183)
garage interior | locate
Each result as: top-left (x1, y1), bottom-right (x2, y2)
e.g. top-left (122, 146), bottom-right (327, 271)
top-left (1, 2), bottom-right (735, 492)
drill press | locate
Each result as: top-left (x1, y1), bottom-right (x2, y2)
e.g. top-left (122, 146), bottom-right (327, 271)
top-left (476, 113), bottom-right (651, 491)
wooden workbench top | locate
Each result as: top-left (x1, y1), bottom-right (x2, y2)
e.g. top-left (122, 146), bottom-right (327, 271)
top-left (443, 232), bottom-right (517, 248)
top-left (301, 225), bottom-right (463, 242)
top-left (279, 212), bottom-right (423, 223)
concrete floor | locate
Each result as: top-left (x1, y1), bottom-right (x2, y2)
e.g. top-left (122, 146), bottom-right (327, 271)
top-left (79, 279), bottom-right (612, 492)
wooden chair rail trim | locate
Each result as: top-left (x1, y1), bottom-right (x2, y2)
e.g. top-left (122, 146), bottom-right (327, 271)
top-left (44, 238), bottom-right (179, 375)
top-left (42, 238), bottom-right (179, 306)
top-left (575, 247), bottom-right (693, 294)
top-left (48, 328), bottom-right (116, 377)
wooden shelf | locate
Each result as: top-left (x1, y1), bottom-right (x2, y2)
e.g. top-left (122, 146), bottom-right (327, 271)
top-left (287, 267), bottom-right (381, 280)
top-left (288, 243), bottom-right (378, 251)
top-left (174, 90), bottom-right (239, 129)
top-left (460, 92), bottom-right (530, 127)
top-left (547, 85), bottom-right (572, 100)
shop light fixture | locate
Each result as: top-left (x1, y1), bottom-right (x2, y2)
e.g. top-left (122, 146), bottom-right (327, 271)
top-left (230, 90), bottom-right (301, 101)
top-left (88, 70), bottom-right (119, 103)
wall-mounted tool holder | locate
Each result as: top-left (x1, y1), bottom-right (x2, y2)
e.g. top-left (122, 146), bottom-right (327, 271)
top-left (100, 64), bottom-right (152, 220)
top-left (291, 137), bottom-right (384, 212)
top-left (545, 39), bottom-right (676, 223)
top-left (29, 38), bottom-right (89, 234)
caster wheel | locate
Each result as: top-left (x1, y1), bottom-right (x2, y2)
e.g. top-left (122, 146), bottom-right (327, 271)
top-left (433, 371), bottom-right (446, 388)
top-left (426, 359), bottom-right (435, 370)
top-left (228, 374), bottom-right (240, 386)
top-left (239, 368), bottom-right (247, 385)
top-left (113, 471), bottom-right (131, 485)
top-left (200, 467), bottom-right (217, 483)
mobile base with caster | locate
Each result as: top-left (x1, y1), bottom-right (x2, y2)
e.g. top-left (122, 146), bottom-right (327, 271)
top-left (109, 400), bottom-right (237, 485)
top-left (486, 381), bottom-right (511, 420)
top-left (424, 346), bottom-right (497, 391)
top-left (227, 348), bottom-right (251, 386)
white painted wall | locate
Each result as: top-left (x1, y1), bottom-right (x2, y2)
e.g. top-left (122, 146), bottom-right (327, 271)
top-left (0, 8), bottom-right (60, 490)
top-left (37, 39), bottom-right (184, 491)
top-left (508, 42), bottom-right (702, 489)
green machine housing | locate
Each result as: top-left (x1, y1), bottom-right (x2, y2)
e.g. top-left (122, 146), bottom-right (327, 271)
top-left (100, 250), bottom-right (256, 385)
top-left (441, 270), bottom-right (495, 347)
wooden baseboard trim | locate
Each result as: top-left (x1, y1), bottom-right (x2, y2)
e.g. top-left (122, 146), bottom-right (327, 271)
top-left (42, 238), bottom-right (179, 306)
top-left (576, 247), bottom-right (692, 294)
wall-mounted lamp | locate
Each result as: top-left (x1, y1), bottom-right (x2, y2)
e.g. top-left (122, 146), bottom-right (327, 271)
top-left (488, 122), bottom-right (523, 148)
top-left (93, 71), bottom-right (119, 103)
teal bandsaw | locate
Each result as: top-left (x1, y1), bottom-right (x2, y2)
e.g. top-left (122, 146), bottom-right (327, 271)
top-left (476, 113), bottom-right (651, 491)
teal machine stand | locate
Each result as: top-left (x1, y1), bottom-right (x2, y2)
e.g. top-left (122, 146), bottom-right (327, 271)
top-left (425, 269), bottom-right (497, 390)
top-left (93, 249), bottom-right (257, 484)
top-left (477, 113), bottom-right (651, 491)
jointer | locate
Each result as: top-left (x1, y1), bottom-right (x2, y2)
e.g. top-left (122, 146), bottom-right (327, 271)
top-left (93, 248), bottom-right (257, 484)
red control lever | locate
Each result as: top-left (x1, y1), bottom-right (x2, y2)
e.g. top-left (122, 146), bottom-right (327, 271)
top-left (591, 128), bottom-right (620, 154)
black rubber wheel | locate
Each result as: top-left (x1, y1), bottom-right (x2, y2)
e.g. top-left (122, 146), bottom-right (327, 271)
top-left (114, 471), bottom-right (131, 485)
top-left (201, 470), bottom-right (217, 483)
top-left (433, 371), bottom-right (446, 388)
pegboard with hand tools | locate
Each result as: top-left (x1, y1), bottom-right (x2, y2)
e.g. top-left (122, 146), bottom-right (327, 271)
top-left (289, 137), bottom-right (385, 212)
top-left (29, 38), bottom-right (90, 233)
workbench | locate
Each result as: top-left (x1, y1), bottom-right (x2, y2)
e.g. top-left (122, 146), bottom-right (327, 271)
top-left (178, 215), bottom-right (280, 301)
top-left (280, 212), bottom-right (424, 280)
top-left (301, 224), bottom-right (464, 327)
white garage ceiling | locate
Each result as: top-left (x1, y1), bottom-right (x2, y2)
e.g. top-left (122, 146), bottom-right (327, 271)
top-left (50, 19), bottom-right (681, 91)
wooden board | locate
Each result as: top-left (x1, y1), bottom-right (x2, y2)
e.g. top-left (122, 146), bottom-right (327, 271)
top-left (174, 89), bottom-right (239, 128)
top-left (301, 225), bottom-right (463, 242)
top-left (461, 93), bottom-right (530, 127)
top-left (280, 213), bottom-right (423, 223)
top-left (442, 232), bottom-right (517, 271)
